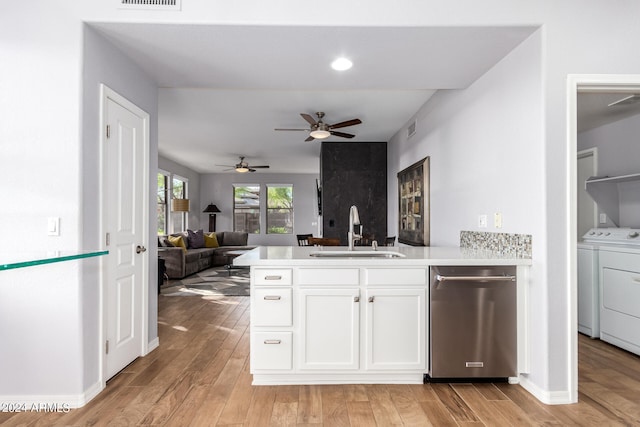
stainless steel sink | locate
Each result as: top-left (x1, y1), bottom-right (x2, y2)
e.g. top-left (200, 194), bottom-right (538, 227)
top-left (309, 250), bottom-right (406, 258)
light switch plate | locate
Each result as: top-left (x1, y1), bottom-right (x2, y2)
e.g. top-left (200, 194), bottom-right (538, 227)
top-left (478, 214), bottom-right (487, 228)
top-left (47, 217), bottom-right (60, 236)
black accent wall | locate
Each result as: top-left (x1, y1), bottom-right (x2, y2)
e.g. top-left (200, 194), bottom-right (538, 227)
top-left (320, 141), bottom-right (387, 245)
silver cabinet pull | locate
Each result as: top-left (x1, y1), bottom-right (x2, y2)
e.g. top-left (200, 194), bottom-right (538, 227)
top-left (264, 339), bottom-right (281, 345)
top-left (368, 296), bottom-right (374, 303)
top-left (136, 245), bottom-right (147, 254)
top-left (354, 296), bottom-right (360, 302)
top-left (264, 275), bottom-right (282, 280)
top-left (264, 295), bottom-right (282, 300)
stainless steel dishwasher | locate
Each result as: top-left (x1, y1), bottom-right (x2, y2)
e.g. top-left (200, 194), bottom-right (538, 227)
top-left (428, 265), bottom-right (517, 381)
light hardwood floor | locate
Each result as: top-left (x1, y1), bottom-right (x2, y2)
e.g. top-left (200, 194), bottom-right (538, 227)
top-left (3, 294), bottom-right (640, 426)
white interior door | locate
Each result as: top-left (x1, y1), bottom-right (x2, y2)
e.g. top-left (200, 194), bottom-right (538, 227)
top-left (102, 86), bottom-right (149, 380)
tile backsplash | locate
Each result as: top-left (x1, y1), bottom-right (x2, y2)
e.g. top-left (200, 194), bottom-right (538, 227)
top-left (460, 230), bottom-right (532, 258)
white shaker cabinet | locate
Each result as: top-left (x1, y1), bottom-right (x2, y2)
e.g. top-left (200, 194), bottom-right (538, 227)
top-left (364, 288), bottom-right (426, 370)
top-left (250, 264), bottom-right (429, 384)
top-left (298, 288), bottom-right (360, 370)
top-left (250, 268), bottom-right (293, 373)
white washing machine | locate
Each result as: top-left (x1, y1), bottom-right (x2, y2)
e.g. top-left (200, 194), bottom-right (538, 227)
top-left (582, 228), bottom-right (640, 353)
top-left (577, 240), bottom-right (599, 338)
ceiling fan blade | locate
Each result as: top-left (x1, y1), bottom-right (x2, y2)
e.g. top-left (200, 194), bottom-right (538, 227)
top-left (305, 135), bottom-right (315, 142)
top-left (275, 128), bottom-right (308, 131)
top-left (249, 168), bottom-right (256, 172)
top-left (329, 118), bottom-right (362, 129)
top-left (301, 113), bottom-right (317, 126)
top-left (250, 165), bottom-right (269, 168)
top-left (330, 131), bottom-right (355, 139)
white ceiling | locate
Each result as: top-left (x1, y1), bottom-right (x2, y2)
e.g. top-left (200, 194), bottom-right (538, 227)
top-left (578, 92), bottom-right (640, 133)
top-left (90, 23), bottom-right (543, 173)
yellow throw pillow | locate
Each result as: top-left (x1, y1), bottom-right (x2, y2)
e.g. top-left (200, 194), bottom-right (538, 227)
top-left (168, 235), bottom-right (187, 253)
top-left (204, 232), bottom-right (220, 248)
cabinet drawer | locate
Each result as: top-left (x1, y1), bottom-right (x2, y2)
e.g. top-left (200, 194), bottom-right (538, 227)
top-left (254, 268), bottom-right (292, 285)
top-left (251, 332), bottom-right (292, 370)
top-left (298, 268), bottom-right (359, 286)
top-left (364, 268), bottom-right (427, 285)
top-left (253, 288), bottom-right (292, 326)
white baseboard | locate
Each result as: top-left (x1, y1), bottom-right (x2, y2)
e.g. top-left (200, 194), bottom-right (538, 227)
top-left (0, 381), bottom-right (104, 410)
top-left (146, 337), bottom-right (159, 355)
top-left (519, 375), bottom-right (575, 405)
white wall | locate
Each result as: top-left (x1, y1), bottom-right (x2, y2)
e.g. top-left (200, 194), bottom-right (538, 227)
top-left (388, 29), bottom-right (547, 389)
top-left (578, 114), bottom-right (640, 228)
top-left (0, 1), bottom-right (88, 402)
top-left (159, 155), bottom-right (202, 231)
top-left (578, 114), bottom-right (640, 177)
top-left (0, 3), bottom-right (160, 404)
top-left (200, 173), bottom-right (319, 246)
top-left (82, 25), bottom-right (159, 391)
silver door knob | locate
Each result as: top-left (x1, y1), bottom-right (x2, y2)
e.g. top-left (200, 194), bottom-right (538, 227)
top-left (136, 245), bottom-right (147, 254)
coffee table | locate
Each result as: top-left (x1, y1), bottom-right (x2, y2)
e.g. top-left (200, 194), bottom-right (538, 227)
top-left (224, 250), bottom-right (250, 276)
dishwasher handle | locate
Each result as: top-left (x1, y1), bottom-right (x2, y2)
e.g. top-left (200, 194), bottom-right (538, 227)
top-left (435, 274), bottom-right (516, 283)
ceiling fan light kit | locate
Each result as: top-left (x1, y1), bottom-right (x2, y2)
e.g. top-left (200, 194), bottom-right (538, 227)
top-left (309, 122), bottom-right (331, 139)
top-left (309, 129), bottom-right (331, 139)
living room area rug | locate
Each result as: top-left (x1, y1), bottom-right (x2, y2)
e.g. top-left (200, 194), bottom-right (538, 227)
top-left (161, 265), bottom-right (249, 297)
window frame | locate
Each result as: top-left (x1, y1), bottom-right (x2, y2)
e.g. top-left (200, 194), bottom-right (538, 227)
top-left (157, 171), bottom-right (169, 235)
top-left (170, 174), bottom-right (188, 233)
top-left (233, 184), bottom-right (261, 234)
top-left (266, 184), bottom-right (294, 234)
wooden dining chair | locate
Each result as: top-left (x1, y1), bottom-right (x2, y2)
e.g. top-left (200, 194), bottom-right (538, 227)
top-left (297, 233), bottom-right (313, 246)
top-left (308, 237), bottom-right (341, 246)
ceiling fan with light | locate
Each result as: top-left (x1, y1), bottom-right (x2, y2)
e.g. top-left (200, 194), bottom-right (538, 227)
top-left (275, 112), bottom-right (362, 142)
top-left (216, 156), bottom-right (270, 173)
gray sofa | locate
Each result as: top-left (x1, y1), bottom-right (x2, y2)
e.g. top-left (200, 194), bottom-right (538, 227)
top-left (158, 230), bottom-right (254, 279)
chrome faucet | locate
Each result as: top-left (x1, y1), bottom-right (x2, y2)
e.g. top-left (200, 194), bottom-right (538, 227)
top-left (348, 205), bottom-right (362, 250)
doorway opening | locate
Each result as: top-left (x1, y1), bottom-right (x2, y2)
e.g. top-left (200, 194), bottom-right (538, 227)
top-left (568, 74), bottom-right (640, 402)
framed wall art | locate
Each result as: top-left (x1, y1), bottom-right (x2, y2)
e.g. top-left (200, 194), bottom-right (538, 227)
top-left (398, 156), bottom-right (430, 246)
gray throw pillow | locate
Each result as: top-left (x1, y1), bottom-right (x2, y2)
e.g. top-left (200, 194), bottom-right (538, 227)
top-left (187, 229), bottom-right (205, 249)
top-left (223, 232), bottom-right (247, 246)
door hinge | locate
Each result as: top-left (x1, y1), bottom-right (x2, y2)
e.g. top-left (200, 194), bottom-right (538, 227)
top-left (106, 232), bottom-right (111, 246)
top-left (106, 124), bottom-right (111, 139)
top-left (105, 340), bottom-right (110, 355)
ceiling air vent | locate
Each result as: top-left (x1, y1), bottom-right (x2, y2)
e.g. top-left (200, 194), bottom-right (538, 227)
top-left (119, 0), bottom-right (181, 10)
top-left (407, 120), bottom-right (417, 138)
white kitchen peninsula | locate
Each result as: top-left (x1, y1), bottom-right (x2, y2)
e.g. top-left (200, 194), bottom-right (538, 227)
top-left (234, 246), bottom-right (532, 385)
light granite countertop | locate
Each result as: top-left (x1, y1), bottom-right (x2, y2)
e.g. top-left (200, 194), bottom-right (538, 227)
top-left (233, 245), bottom-right (532, 267)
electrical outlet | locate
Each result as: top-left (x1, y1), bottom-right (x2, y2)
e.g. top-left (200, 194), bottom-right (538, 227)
top-left (599, 213), bottom-right (607, 224)
top-left (478, 214), bottom-right (487, 228)
top-left (494, 212), bottom-right (503, 229)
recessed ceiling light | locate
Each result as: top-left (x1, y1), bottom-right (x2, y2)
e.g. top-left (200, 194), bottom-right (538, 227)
top-left (331, 57), bottom-right (353, 71)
